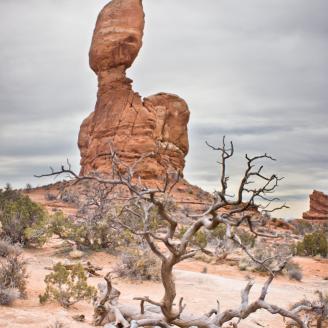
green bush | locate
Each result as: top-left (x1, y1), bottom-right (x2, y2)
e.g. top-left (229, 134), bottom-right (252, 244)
top-left (50, 210), bottom-right (137, 251)
top-left (0, 188), bottom-right (50, 246)
top-left (296, 231), bottom-right (328, 257)
top-left (193, 230), bottom-right (208, 249)
top-left (50, 211), bottom-right (73, 239)
top-left (39, 262), bottom-right (97, 308)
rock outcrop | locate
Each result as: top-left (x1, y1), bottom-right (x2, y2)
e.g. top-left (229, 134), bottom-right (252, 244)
top-left (78, 0), bottom-right (189, 180)
top-left (303, 190), bottom-right (328, 221)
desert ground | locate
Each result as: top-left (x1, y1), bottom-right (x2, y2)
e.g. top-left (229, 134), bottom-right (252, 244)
top-left (1, 186), bottom-right (327, 327)
top-left (1, 231), bottom-right (327, 328)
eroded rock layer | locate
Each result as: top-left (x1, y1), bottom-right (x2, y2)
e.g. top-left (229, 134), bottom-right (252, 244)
top-left (78, 0), bottom-right (189, 179)
top-left (303, 190), bottom-right (328, 221)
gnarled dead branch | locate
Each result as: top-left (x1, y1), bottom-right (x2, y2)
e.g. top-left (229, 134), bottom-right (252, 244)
top-left (37, 137), bottom-right (322, 328)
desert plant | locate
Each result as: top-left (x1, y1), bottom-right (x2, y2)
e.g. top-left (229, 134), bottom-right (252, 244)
top-left (296, 231), bottom-right (328, 257)
top-left (285, 260), bottom-right (303, 281)
top-left (178, 226), bottom-right (208, 249)
top-left (25, 183), bottom-right (32, 193)
top-left (0, 242), bottom-right (27, 304)
top-left (0, 188), bottom-right (50, 246)
top-left (0, 288), bottom-right (20, 306)
top-left (4, 183), bottom-right (12, 191)
top-left (39, 262), bottom-right (97, 308)
top-left (238, 244), bottom-right (288, 273)
top-left (291, 219), bottom-right (314, 235)
top-left (210, 223), bottom-right (227, 240)
top-left (0, 237), bottom-right (20, 257)
top-left (115, 247), bottom-right (161, 281)
top-left (47, 321), bottom-right (66, 328)
top-left (236, 229), bottom-right (256, 248)
top-left (46, 193), bottom-right (57, 201)
top-left (60, 191), bottom-right (78, 204)
top-left (50, 209), bottom-right (138, 252)
top-left (50, 211), bottom-right (74, 239)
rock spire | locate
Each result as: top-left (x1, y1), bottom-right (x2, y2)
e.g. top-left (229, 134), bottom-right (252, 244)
top-left (78, 0), bottom-right (190, 180)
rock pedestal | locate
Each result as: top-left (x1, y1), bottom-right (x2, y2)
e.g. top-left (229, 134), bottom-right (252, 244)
top-left (78, 0), bottom-right (190, 180)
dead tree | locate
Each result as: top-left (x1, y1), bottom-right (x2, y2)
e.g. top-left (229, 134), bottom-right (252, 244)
top-left (36, 138), bottom-right (325, 327)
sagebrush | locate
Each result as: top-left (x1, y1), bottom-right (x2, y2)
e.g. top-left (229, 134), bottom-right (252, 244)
top-left (0, 239), bottom-right (27, 305)
top-left (116, 247), bottom-right (161, 281)
top-left (39, 262), bottom-right (97, 308)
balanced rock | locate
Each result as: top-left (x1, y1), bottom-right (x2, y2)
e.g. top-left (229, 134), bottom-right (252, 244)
top-left (303, 190), bottom-right (328, 221)
top-left (78, 0), bottom-right (190, 180)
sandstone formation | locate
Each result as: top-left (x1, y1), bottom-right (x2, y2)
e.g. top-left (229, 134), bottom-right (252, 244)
top-left (78, 0), bottom-right (189, 180)
top-left (303, 190), bottom-right (328, 221)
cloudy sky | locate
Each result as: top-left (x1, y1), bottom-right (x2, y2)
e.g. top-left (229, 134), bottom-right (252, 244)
top-left (0, 0), bottom-right (327, 218)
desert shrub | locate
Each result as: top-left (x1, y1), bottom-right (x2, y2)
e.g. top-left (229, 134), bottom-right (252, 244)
top-left (0, 242), bottom-right (27, 304)
top-left (47, 321), bottom-right (66, 328)
top-left (238, 244), bottom-right (288, 273)
top-left (116, 248), bottom-right (161, 281)
top-left (0, 288), bottom-right (20, 306)
top-left (51, 213), bottom-right (133, 251)
top-left (296, 231), bottom-right (328, 257)
top-left (39, 262), bottom-right (97, 308)
top-left (291, 219), bottom-right (314, 235)
top-left (259, 213), bottom-right (271, 226)
top-left (236, 229), bottom-right (256, 248)
top-left (46, 193), bottom-right (57, 201)
top-left (4, 183), bottom-right (12, 191)
top-left (25, 183), bottom-right (32, 193)
top-left (50, 211), bottom-right (74, 239)
top-left (285, 260), bottom-right (303, 281)
top-left (210, 224), bottom-right (226, 240)
top-left (193, 230), bottom-right (208, 249)
top-left (0, 237), bottom-right (20, 257)
top-left (178, 226), bottom-right (208, 249)
top-left (0, 188), bottom-right (50, 246)
top-left (60, 191), bottom-right (78, 204)
top-left (50, 188), bottom-right (171, 252)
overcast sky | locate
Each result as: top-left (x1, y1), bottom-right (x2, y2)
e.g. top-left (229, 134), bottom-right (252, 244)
top-left (0, 0), bottom-right (327, 218)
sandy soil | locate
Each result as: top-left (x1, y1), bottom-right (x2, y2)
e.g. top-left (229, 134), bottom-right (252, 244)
top-left (0, 236), bottom-right (327, 328)
top-left (25, 187), bottom-right (77, 216)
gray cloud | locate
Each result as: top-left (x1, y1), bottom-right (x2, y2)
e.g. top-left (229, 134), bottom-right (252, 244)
top-left (0, 0), bottom-right (327, 219)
